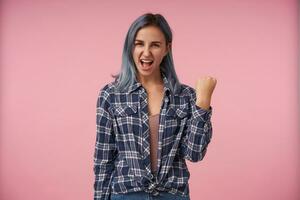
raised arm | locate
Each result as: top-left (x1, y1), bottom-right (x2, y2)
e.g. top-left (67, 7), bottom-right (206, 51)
top-left (179, 76), bottom-right (216, 162)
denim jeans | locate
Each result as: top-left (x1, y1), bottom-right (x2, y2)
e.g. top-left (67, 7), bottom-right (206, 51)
top-left (110, 191), bottom-right (190, 200)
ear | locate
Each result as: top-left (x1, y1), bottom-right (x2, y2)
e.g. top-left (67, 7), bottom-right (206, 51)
top-left (164, 42), bottom-right (171, 56)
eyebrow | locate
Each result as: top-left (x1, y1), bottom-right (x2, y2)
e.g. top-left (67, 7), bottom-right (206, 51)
top-left (134, 39), bottom-right (162, 44)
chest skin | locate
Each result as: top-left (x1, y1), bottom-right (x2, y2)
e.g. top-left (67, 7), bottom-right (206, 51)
top-left (145, 86), bottom-right (164, 116)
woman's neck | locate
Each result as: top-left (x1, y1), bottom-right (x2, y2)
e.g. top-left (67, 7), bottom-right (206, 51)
top-left (137, 71), bottom-right (163, 89)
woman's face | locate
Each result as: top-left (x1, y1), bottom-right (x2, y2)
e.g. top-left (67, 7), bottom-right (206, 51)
top-left (132, 25), bottom-right (170, 79)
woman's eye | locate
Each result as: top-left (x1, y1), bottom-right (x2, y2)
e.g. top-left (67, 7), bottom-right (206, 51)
top-left (135, 43), bottom-right (142, 46)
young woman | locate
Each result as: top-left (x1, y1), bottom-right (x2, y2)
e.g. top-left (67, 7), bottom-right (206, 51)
top-left (94, 13), bottom-right (217, 200)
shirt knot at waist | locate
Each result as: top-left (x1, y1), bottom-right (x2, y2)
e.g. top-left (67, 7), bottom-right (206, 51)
top-left (143, 182), bottom-right (165, 196)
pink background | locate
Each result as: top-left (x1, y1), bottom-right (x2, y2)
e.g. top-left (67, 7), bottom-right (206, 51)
top-left (1, 0), bottom-right (299, 199)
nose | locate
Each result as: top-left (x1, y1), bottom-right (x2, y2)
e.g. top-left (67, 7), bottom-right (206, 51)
top-left (142, 46), bottom-right (151, 57)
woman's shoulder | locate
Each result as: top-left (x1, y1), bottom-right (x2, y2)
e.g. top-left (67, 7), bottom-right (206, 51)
top-left (96, 80), bottom-right (119, 105)
top-left (99, 80), bottom-right (118, 94)
top-left (178, 83), bottom-right (197, 99)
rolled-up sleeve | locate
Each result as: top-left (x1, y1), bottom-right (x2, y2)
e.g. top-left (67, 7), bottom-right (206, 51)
top-left (94, 85), bottom-right (117, 200)
top-left (179, 88), bottom-right (213, 162)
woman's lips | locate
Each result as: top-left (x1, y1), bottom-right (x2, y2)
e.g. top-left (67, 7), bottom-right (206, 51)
top-left (140, 60), bottom-right (153, 70)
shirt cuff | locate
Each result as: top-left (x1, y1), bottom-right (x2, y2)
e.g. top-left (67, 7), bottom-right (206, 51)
top-left (192, 104), bottom-right (213, 122)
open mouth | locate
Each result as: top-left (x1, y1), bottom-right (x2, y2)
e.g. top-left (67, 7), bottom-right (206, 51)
top-left (140, 59), bottom-right (154, 69)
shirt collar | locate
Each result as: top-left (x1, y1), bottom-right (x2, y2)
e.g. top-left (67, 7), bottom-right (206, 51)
top-left (127, 71), bottom-right (172, 96)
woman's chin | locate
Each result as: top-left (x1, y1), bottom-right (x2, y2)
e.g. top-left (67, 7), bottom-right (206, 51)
top-left (137, 66), bottom-right (154, 76)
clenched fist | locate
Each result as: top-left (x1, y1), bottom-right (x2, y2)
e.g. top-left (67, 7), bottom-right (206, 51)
top-left (195, 76), bottom-right (217, 110)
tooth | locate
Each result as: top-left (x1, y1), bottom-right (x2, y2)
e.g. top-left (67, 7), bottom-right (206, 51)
top-left (141, 60), bottom-right (152, 63)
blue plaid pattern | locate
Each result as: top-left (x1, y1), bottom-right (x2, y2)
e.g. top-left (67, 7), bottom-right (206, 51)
top-left (94, 73), bottom-right (213, 200)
